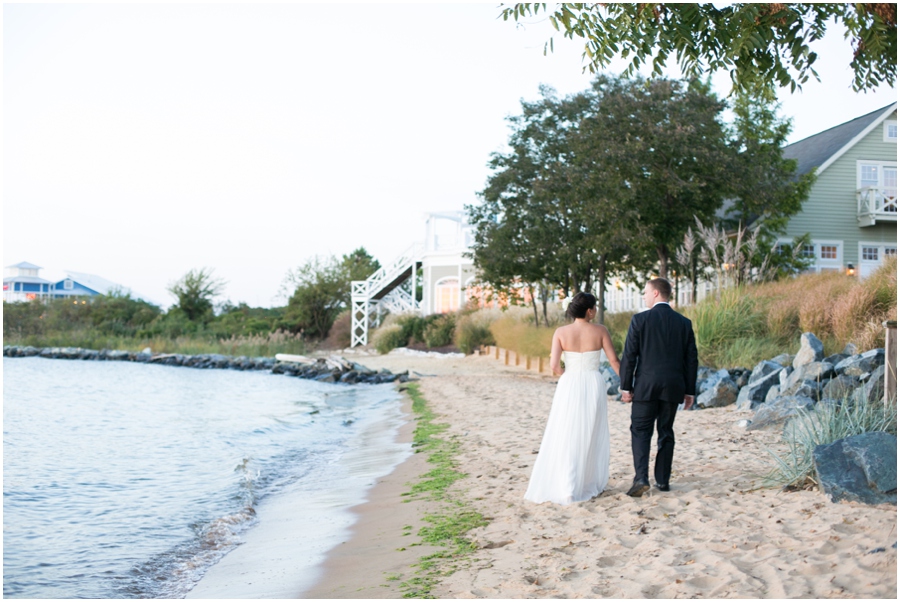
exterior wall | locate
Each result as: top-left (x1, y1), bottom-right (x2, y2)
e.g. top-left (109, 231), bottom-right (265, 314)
top-left (52, 281), bottom-right (100, 298)
top-left (783, 110), bottom-right (897, 271)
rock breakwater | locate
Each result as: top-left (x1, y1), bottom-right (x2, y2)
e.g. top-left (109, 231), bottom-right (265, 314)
top-left (2, 345), bottom-right (410, 385)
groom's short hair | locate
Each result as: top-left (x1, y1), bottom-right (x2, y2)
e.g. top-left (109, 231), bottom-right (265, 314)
top-left (647, 278), bottom-right (672, 300)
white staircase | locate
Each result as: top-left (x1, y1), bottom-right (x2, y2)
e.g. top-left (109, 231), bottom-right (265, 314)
top-left (351, 243), bottom-right (424, 347)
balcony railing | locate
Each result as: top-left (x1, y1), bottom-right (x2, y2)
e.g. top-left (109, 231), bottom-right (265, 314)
top-left (858, 187), bottom-right (898, 227)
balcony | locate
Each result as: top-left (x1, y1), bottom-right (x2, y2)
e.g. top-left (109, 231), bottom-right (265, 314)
top-left (858, 187), bottom-right (898, 227)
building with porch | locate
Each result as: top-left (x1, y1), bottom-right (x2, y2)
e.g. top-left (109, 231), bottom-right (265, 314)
top-left (3, 262), bottom-right (55, 302)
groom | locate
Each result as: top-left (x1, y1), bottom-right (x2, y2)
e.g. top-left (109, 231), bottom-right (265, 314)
top-left (619, 278), bottom-right (698, 497)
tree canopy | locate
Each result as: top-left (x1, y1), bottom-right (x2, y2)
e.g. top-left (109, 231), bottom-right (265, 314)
top-left (501, 3), bottom-right (897, 93)
top-left (168, 268), bottom-right (226, 322)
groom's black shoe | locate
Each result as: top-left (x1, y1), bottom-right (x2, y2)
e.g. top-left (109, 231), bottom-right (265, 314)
top-left (627, 480), bottom-right (650, 497)
top-left (655, 483), bottom-right (670, 492)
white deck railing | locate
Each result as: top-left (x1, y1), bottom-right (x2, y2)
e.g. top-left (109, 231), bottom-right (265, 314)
top-left (858, 187), bottom-right (898, 226)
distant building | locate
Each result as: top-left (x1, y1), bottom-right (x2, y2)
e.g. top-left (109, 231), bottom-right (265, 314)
top-left (3, 262), bottom-right (55, 302)
top-left (52, 271), bottom-right (132, 300)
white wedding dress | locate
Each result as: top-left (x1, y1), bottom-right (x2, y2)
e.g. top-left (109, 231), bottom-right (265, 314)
top-left (524, 350), bottom-right (610, 505)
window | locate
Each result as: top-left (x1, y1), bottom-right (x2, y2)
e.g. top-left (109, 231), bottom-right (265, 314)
top-left (820, 245), bottom-right (837, 260)
top-left (782, 239), bottom-right (843, 273)
top-left (858, 161), bottom-right (898, 213)
top-left (862, 247), bottom-right (879, 261)
top-left (886, 247), bottom-right (897, 256)
top-left (64, 279), bottom-right (74, 290)
top-left (885, 120), bottom-right (897, 143)
top-left (800, 244), bottom-right (815, 258)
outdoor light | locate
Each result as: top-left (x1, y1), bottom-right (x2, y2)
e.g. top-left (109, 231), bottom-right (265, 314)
top-left (846, 263), bottom-right (856, 276)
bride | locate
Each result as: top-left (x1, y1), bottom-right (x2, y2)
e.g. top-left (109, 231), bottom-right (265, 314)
top-left (524, 292), bottom-right (621, 505)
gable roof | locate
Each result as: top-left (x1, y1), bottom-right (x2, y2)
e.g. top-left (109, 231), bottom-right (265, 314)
top-left (62, 270), bottom-right (129, 296)
top-left (6, 261), bottom-right (42, 270)
top-left (782, 103), bottom-right (897, 176)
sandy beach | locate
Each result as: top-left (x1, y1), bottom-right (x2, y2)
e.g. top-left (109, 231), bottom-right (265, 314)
top-left (305, 349), bottom-right (897, 599)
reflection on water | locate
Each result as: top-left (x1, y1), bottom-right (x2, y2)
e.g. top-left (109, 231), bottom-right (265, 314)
top-left (3, 357), bottom-right (405, 598)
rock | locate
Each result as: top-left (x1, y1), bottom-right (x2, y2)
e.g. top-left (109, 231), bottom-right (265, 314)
top-left (696, 374), bottom-right (739, 408)
top-left (793, 333), bottom-right (825, 370)
top-left (778, 367), bottom-right (792, 391)
top-left (696, 367), bottom-right (718, 386)
top-left (339, 370), bottom-right (359, 384)
top-left (141, 347), bottom-right (152, 354)
top-left (860, 348), bottom-right (886, 368)
top-left (843, 343), bottom-right (859, 355)
top-left (736, 369), bottom-right (783, 411)
top-left (781, 379), bottom-right (821, 400)
top-left (836, 353), bottom-right (881, 377)
top-left (814, 432), bottom-right (897, 505)
top-left (765, 384), bottom-right (781, 403)
top-left (734, 419), bottom-right (752, 429)
top-left (698, 368), bottom-right (730, 396)
top-left (601, 365), bottom-right (621, 395)
top-left (854, 365), bottom-right (886, 404)
top-left (783, 361), bottom-right (833, 392)
top-left (770, 353), bottom-right (794, 367)
top-left (133, 352), bottom-right (152, 362)
top-left (821, 375), bottom-right (860, 402)
top-left (824, 353), bottom-right (849, 366)
top-left (748, 395), bottom-right (816, 431)
top-left (750, 360), bottom-right (783, 383)
top-left (733, 369), bottom-right (752, 389)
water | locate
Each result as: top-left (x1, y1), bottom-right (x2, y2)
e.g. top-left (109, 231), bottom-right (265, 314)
top-left (3, 357), bottom-right (409, 598)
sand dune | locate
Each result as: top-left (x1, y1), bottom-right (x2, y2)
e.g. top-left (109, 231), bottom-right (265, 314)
top-left (348, 350), bottom-right (896, 599)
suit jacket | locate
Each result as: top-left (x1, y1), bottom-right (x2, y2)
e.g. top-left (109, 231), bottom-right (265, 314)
top-left (619, 303), bottom-right (698, 403)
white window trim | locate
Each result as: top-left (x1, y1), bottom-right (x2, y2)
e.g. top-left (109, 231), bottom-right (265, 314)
top-left (779, 238), bottom-right (844, 273)
top-left (857, 160), bottom-right (898, 188)
top-left (64, 279), bottom-right (74, 290)
top-left (434, 276), bottom-right (460, 314)
top-left (885, 120), bottom-right (897, 143)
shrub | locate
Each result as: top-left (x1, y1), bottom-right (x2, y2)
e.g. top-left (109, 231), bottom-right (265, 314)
top-left (454, 312), bottom-right (495, 354)
top-left (765, 396), bottom-right (897, 490)
top-left (602, 310), bottom-right (636, 357)
top-left (489, 314), bottom-right (555, 358)
top-left (373, 323), bottom-right (408, 354)
top-left (685, 287), bottom-right (765, 366)
top-left (424, 314), bottom-right (456, 348)
top-left (322, 309), bottom-right (352, 350)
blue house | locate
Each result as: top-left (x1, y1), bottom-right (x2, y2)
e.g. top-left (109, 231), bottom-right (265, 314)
top-left (3, 262), bottom-right (55, 302)
top-left (52, 270), bottom-right (134, 300)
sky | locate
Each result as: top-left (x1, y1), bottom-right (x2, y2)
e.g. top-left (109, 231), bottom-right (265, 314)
top-left (4, 3), bottom-right (896, 309)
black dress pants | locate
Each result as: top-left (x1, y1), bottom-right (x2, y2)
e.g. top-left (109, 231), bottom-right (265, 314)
top-left (630, 398), bottom-right (679, 485)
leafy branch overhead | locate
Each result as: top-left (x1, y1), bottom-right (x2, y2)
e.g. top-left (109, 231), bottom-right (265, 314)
top-left (500, 3), bottom-right (897, 92)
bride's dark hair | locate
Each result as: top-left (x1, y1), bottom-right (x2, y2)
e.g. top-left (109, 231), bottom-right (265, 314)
top-left (566, 292), bottom-right (597, 320)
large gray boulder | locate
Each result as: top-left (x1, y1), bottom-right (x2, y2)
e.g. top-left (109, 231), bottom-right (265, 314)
top-left (821, 374), bottom-right (860, 402)
top-left (601, 365), bottom-right (621, 395)
top-left (836, 349), bottom-right (885, 377)
top-left (736, 368), bottom-right (783, 411)
top-left (814, 432), bottom-right (897, 505)
top-left (793, 333), bottom-right (825, 370)
top-left (782, 361), bottom-right (835, 392)
top-left (696, 373), bottom-right (739, 409)
top-left (853, 365), bottom-right (886, 404)
top-left (750, 360), bottom-right (783, 383)
top-left (781, 379), bottom-right (821, 400)
top-left (748, 395), bottom-right (815, 431)
top-left (698, 368), bottom-right (730, 396)
top-left (770, 353), bottom-right (794, 367)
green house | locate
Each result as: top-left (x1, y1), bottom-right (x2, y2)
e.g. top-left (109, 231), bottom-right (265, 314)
top-left (781, 103), bottom-right (897, 278)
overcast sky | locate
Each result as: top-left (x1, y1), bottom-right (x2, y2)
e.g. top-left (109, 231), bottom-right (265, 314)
top-left (4, 3), bottom-right (896, 308)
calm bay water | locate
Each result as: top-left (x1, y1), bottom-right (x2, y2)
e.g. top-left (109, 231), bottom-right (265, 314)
top-left (3, 357), bottom-right (408, 598)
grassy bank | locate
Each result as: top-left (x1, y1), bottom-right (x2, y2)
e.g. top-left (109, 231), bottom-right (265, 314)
top-left (397, 383), bottom-right (487, 599)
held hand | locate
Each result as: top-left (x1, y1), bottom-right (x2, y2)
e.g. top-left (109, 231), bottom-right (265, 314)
top-left (683, 395), bottom-right (694, 410)
top-left (621, 390), bottom-right (633, 403)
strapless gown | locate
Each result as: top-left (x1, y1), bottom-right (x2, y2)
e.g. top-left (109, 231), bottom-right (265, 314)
top-left (524, 350), bottom-right (610, 505)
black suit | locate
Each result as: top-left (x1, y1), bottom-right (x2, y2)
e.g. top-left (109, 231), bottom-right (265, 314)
top-left (619, 302), bottom-right (698, 486)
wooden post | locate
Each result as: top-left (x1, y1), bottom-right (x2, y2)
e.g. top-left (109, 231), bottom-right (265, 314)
top-left (504, 349), bottom-right (509, 365)
top-left (885, 320), bottom-right (897, 406)
top-left (515, 351), bottom-right (520, 366)
top-left (526, 356), bottom-right (531, 370)
top-left (495, 346), bottom-right (499, 359)
top-left (538, 356), bottom-right (544, 374)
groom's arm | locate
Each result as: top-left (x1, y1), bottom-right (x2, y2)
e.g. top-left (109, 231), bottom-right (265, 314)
top-left (619, 317), bottom-right (640, 395)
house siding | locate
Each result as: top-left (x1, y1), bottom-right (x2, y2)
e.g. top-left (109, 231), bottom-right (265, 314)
top-left (783, 109), bottom-right (897, 267)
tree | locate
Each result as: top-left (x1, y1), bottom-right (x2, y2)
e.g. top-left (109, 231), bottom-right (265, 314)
top-left (168, 268), bottom-right (225, 322)
top-left (583, 75), bottom-right (734, 279)
top-left (281, 248), bottom-right (380, 340)
top-left (722, 85), bottom-right (815, 239)
top-left (500, 3), bottom-right (897, 93)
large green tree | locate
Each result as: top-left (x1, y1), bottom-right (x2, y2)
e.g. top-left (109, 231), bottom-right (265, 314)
top-left (501, 3), bottom-right (896, 93)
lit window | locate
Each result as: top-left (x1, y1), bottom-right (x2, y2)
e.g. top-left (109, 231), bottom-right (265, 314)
top-left (820, 245), bottom-right (837, 260)
top-left (435, 278), bottom-right (460, 313)
top-left (862, 247), bottom-right (879, 261)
